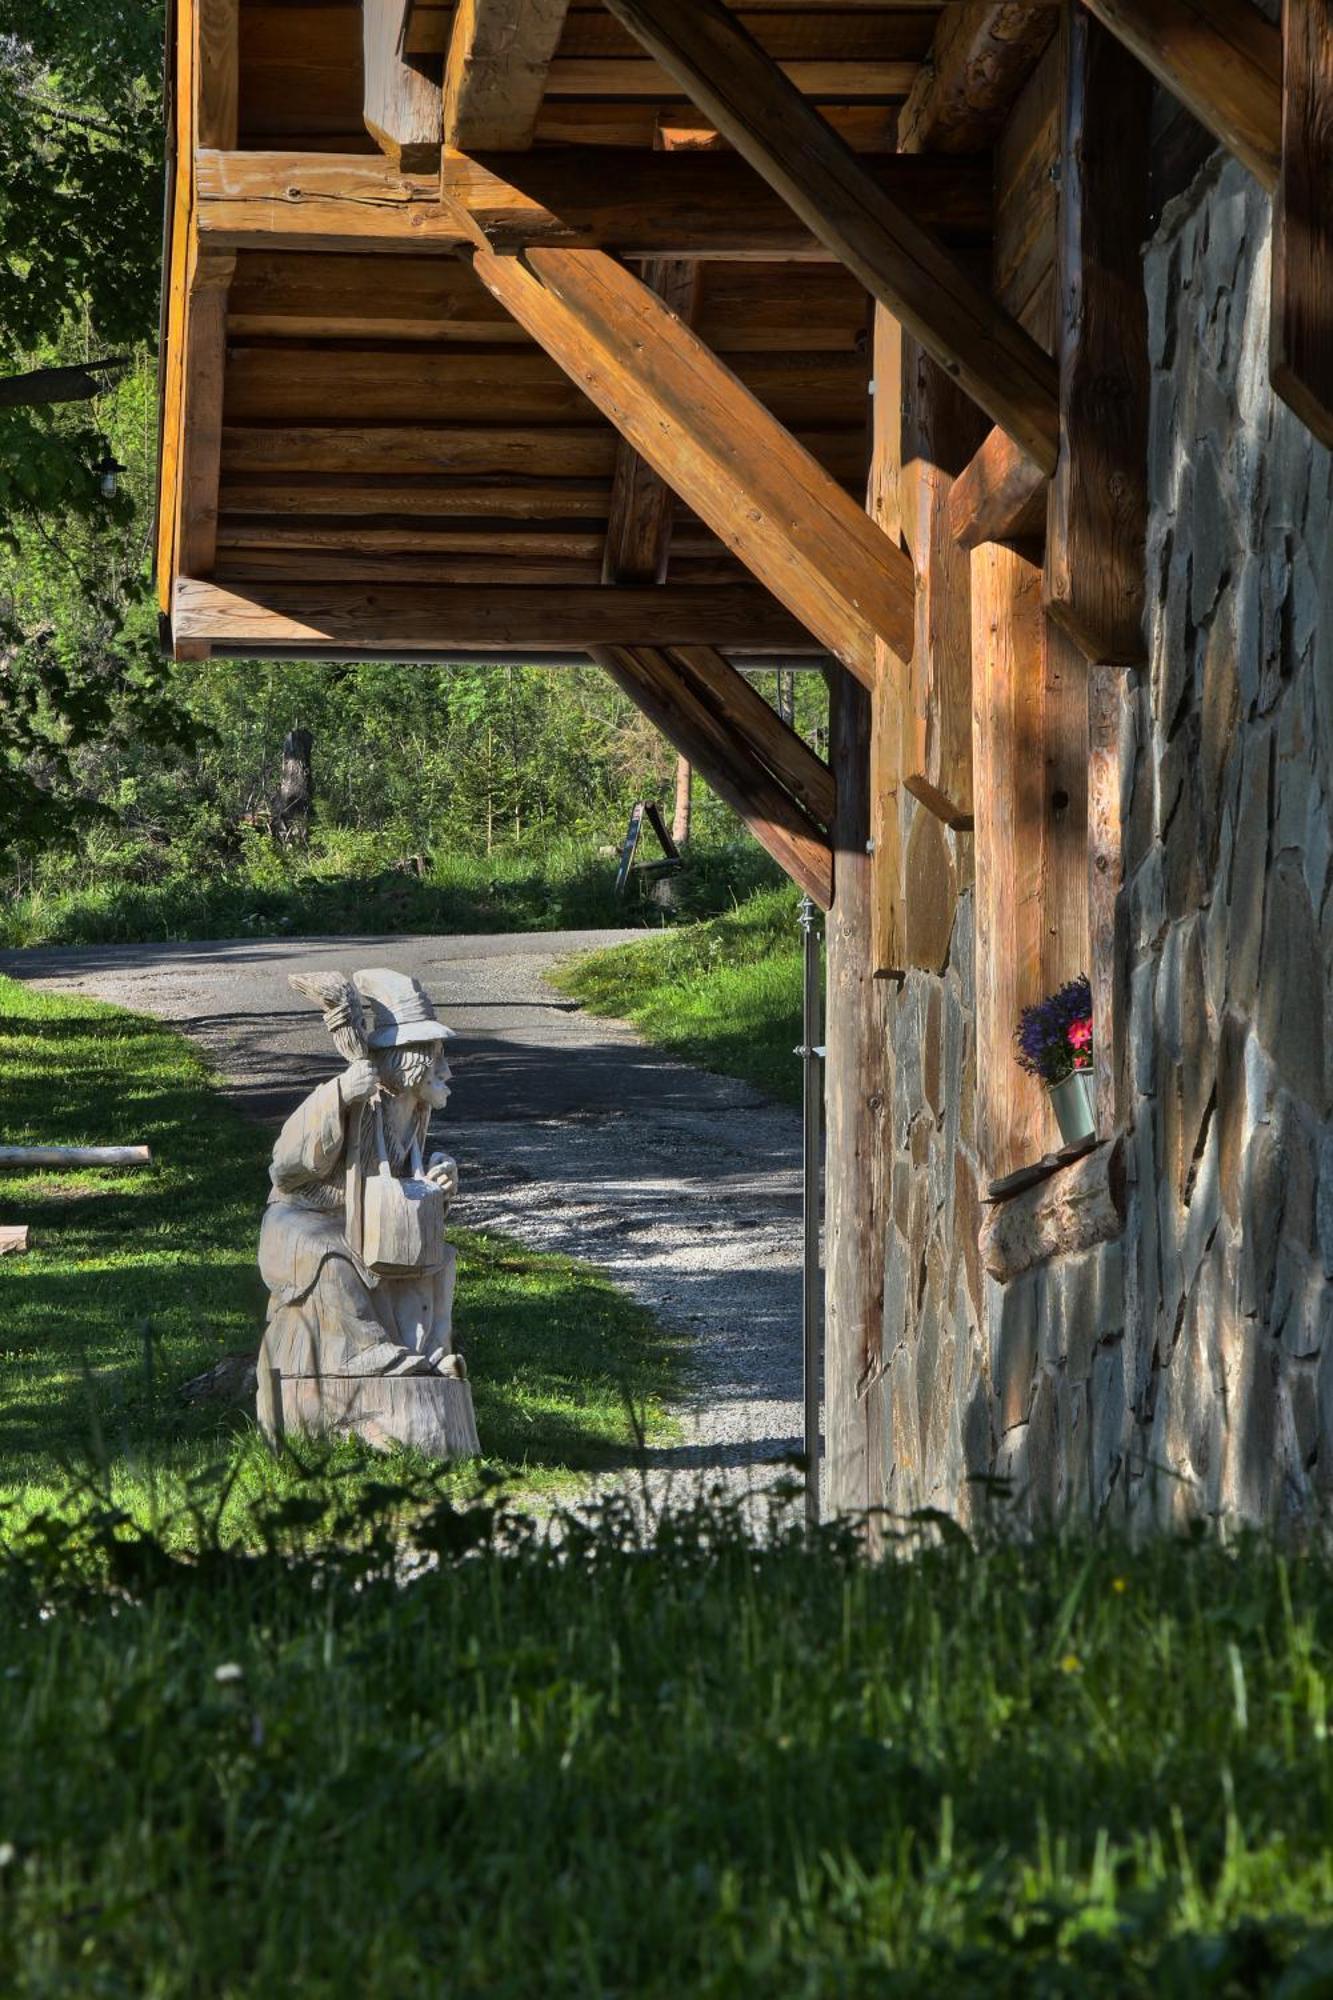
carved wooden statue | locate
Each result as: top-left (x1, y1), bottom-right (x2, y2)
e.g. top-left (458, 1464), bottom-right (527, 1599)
top-left (256, 967), bottom-right (480, 1457)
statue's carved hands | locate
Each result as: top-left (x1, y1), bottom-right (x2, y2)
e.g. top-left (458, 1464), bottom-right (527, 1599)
top-left (338, 1058), bottom-right (379, 1107)
top-left (424, 1151), bottom-right (459, 1203)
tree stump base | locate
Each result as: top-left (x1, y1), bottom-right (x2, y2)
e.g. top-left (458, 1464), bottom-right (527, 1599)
top-left (259, 1371), bottom-right (481, 1459)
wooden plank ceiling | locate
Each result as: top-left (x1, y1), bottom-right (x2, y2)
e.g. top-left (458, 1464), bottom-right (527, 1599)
top-left (165, 0), bottom-right (980, 667)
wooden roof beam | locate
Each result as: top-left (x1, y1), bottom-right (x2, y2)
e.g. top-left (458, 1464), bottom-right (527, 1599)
top-left (363, 0), bottom-right (442, 174)
top-left (600, 0), bottom-right (1060, 471)
top-left (899, 3), bottom-right (1060, 155)
top-left (169, 580), bottom-right (815, 657)
top-left (444, 0), bottom-right (571, 151)
top-left (471, 245), bottom-right (915, 684)
top-left (1080, 0), bottom-right (1281, 191)
top-left (198, 147), bottom-right (992, 259)
top-left (591, 645), bottom-right (833, 907)
top-left (197, 152), bottom-right (466, 254)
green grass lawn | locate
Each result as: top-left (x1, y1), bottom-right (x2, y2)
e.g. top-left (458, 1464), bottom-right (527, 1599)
top-left (5, 1496), bottom-right (1333, 1995)
top-left (555, 883), bottom-right (808, 1106)
top-left (0, 974), bottom-right (680, 1522)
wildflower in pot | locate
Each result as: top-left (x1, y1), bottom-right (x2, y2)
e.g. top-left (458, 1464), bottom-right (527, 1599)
top-left (1015, 975), bottom-right (1096, 1146)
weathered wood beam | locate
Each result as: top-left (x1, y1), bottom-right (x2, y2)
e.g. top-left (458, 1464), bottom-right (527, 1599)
top-left (197, 151), bottom-right (465, 253)
top-left (444, 0), bottom-right (571, 151)
top-left (219, 421), bottom-right (868, 484)
top-left (363, 0), bottom-right (441, 173)
top-left (824, 665), bottom-right (888, 1523)
top-left (443, 143), bottom-right (993, 258)
top-left (899, 2), bottom-right (1061, 154)
top-left (971, 543), bottom-right (1089, 1180)
top-left (947, 425), bottom-right (1047, 548)
top-left (218, 478), bottom-right (613, 519)
top-left (600, 0), bottom-right (1060, 469)
top-left (1045, 6), bottom-right (1152, 665)
top-left (471, 245), bottom-right (914, 683)
top-left (160, 0), bottom-right (238, 617)
top-left (1081, 0), bottom-right (1281, 191)
top-left (868, 313), bottom-right (907, 976)
top-left (170, 579), bottom-right (816, 655)
top-left (591, 645), bottom-right (833, 906)
top-left (173, 0), bottom-right (237, 602)
top-left (602, 260), bottom-right (698, 585)
top-left (899, 337), bottom-right (989, 827)
top-left (176, 242), bottom-right (235, 579)
top-left (544, 58), bottom-right (919, 99)
top-left (665, 646), bottom-right (836, 827)
top-left (1271, 0), bottom-right (1333, 450)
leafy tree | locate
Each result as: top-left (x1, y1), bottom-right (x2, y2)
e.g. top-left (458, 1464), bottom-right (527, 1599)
top-left (0, 0), bottom-right (170, 850)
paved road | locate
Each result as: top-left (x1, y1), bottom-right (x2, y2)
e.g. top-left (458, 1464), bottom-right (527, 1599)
top-left (2, 932), bottom-right (810, 1483)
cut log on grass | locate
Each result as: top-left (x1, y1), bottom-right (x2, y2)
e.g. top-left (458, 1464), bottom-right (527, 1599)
top-left (0, 1225), bottom-right (29, 1256)
top-left (0, 1145), bottom-right (152, 1168)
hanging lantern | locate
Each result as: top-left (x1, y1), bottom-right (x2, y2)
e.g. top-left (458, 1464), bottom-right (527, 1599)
top-left (96, 453), bottom-right (126, 499)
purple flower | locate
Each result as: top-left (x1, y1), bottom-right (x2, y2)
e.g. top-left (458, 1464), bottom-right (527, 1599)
top-left (1015, 975), bottom-right (1093, 1084)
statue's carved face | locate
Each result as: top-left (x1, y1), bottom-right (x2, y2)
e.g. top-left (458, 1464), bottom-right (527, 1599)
top-left (378, 1040), bottom-right (452, 1108)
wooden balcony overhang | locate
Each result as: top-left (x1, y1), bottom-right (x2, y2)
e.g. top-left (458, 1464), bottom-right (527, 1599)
top-left (158, 0), bottom-right (1329, 908)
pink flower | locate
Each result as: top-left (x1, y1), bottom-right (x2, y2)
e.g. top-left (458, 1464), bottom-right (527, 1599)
top-left (1068, 1018), bottom-right (1093, 1051)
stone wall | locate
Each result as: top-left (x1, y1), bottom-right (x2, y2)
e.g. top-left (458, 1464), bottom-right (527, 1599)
top-left (875, 151), bottom-right (1333, 1531)
top-left (1124, 154), bottom-right (1333, 1525)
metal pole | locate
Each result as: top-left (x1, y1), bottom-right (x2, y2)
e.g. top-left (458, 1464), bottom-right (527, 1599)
top-left (798, 894), bottom-right (824, 1525)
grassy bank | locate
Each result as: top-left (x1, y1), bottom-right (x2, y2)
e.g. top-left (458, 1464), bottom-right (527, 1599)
top-left (5, 1496), bottom-right (1333, 1994)
top-left (556, 883), bottom-right (807, 1106)
top-left (1, 827), bottom-right (780, 947)
top-left (0, 974), bottom-right (679, 1518)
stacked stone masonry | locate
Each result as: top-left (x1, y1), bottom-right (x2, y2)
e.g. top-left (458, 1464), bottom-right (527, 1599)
top-left (879, 153), bottom-right (1333, 1531)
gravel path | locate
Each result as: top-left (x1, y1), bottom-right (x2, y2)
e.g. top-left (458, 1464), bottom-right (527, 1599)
top-left (2, 933), bottom-right (812, 1491)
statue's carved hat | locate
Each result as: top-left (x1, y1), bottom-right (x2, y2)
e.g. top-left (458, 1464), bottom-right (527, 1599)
top-left (354, 968), bottom-right (455, 1049)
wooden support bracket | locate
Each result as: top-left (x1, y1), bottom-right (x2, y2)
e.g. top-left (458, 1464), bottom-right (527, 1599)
top-left (471, 243), bottom-right (915, 681)
top-left (600, 0), bottom-right (1061, 469)
top-left (590, 645), bottom-right (834, 906)
top-left (363, 0), bottom-right (442, 173)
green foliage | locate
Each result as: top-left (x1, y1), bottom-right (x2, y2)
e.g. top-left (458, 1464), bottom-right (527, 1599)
top-left (0, 972), bottom-right (680, 1520)
top-left (557, 883), bottom-right (809, 1104)
top-left (6, 1490), bottom-right (1333, 1994)
top-left (0, 825), bottom-right (783, 946)
top-left (0, 0), bottom-right (169, 847)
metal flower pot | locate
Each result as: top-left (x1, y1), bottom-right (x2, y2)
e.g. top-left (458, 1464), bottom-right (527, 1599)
top-left (1049, 1069), bottom-right (1096, 1147)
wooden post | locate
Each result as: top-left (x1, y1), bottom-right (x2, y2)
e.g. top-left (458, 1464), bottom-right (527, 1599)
top-left (824, 666), bottom-right (888, 1524)
top-left (1271, 0), bottom-right (1333, 451)
top-left (1045, 4), bottom-right (1152, 664)
top-left (900, 336), bottom-right (990, 827)
top-left (671, 755), bottom-right (693, 846)
top-left (971, 545), bottom-right (1089, 1183)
